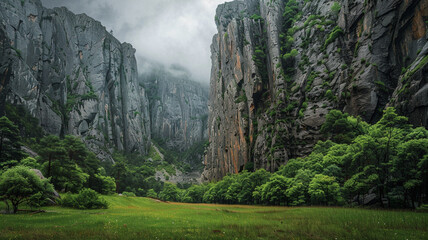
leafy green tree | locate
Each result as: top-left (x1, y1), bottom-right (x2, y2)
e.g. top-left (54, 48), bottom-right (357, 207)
top-left (61, 164), bottom-right (89, 193)
top-left (377, 107), bottom-right (409, 130)
top-left (226, 172), bottom-right (251, 204)
top-left (203, 175), bottom-right (235, 204)
top-left (321, 110), bottom-right (367, 144)
top-left (252, 185), bottom-right (263, 204)
top-left (112, 154), bottom-right (128, 193)
top-left (182, 184), bottom-right (209, 203)
top-left (84, 152), bottom-right (104, 190)
top-left (35, 135), bottom-right (100, 193)
top-left (418, 154), bottom-right (428, 204)
top-left (158, 182), bottom-right (181, 202)
top-left (308, 174), bottom-right (342, 205)
top-left (260, 174), bottom-right (288, 205)
top-left (277, 158), bottom-right (305, 178)
top-left (243, 169), bottom-right (271, 204)
top-left (348, 133), bottom-right (390, 205)
top-left (249, 168), bottom-right (271, 186)
top-left (393, 138), bottom-right (428, 208)
top-left (92, 168), bottom-right (116, 195)
top-left (37, 135), bottom-right (66, 178)
top-left (343, 166), bottom-right (378, 205)
top-left (286, 169), bottom-right (314, 205)
top-left (62, 137), bottom-right (101, 191)
top-left (0, 166), bottom-right (54, 213)
top-left (19, 157), bottom-right (40, 169)
top-left (0, 116), bottom-right (23, 164)
top-left (376, 107), bottom-right (410, 171)
top-left (4, 104), bottom-right (44, 140)
top-left (143, 176), bottom-right (164, 194)
top-left (349, 108), bottom-right (410, 206)
top-left (63, 136), bottom-right (88, 168)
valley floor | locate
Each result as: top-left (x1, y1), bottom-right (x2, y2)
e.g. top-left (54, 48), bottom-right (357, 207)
top-left (1, 196), bottom-right (427, 240)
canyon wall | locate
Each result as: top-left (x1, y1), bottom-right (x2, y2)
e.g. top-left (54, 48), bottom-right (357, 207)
top-left (203, 0), bottom-right (428, 180)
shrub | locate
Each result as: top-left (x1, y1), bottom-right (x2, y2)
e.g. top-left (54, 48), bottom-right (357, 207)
top-left (417, 204), bottom-right (428, 213)
top-left (159, 182), bottom-right (181, 202)
top-left (331, 2), bottom-right (341, 15)
top-left (282, 49), bottom-right (298, 62)
top-left (146, 189), bottom-right (158, 198)
top-left (122, 191), bottom-right (136, 197)
top-left (323, 26), bottom-right (343, 50)
top-left (325, 89), bottom-right (336, 101)
top-left (60, 188), bottom-right (108, 209)
top-left (235, 94), bottom-right (247, 104)
top-left (299, 109), bottom-right (305, 118)
top-left (302, 101), bottom-right (308, 110)
top-left (93, 172), bottom-right (116, 195)
top-left (250, 14), bottom-right (262, 21)
top-left (285, 102), bottom-right (296, 112)
top-left (19, 157), bottom-right (40, 169)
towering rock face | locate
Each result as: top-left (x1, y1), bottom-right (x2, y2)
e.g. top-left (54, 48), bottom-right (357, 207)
top-left (141, 65), bottom-right (209, 151)
top-left (203, 0), bottom-right (428, 181)
top-left (0, 0), bottom-right (151, 160)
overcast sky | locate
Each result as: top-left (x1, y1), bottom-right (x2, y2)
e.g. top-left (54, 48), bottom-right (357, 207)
top-left (41, 0), bottom-right (226, 83)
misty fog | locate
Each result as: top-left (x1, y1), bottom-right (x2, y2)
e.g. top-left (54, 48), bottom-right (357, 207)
top-left (41, 0), bottom-right (226, 83)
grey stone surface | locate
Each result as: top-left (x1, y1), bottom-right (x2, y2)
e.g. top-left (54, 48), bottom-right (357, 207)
top-left (203, 0), bottom-right (428, 181)
top-left (141, 66), bottom-right (209, 151)
top-left (0, 0), bottom-right (152, 161)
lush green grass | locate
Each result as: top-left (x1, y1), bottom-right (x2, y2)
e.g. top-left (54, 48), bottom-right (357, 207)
top-left (1, 196), bottom-right (427, 240)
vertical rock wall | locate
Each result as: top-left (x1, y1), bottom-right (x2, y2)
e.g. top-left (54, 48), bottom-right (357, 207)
top-left (203, 0), bottom-right (428, 181)
top-left (141, 67), bottom-right (209, 151)
top-left (0, 0), bottom-right (151, 161)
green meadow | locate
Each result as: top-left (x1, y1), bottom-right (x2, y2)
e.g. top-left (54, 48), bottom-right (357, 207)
top-left (1, 196), bottom-right (427, 240)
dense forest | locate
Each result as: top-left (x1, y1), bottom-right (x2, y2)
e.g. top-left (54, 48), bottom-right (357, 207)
top-left (153, 108), bottom-right (428, 208)
top-left (1, 104), bottom-right (426, 210)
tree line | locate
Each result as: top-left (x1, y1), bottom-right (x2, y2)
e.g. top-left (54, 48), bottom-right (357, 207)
top-left (1, 106), bottom-right (427, 210)
top-left (152, 108), bottom-right (428, 208)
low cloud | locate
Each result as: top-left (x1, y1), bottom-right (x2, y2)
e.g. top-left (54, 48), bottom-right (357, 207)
top-left (41, 0), bottom-right (227, 83)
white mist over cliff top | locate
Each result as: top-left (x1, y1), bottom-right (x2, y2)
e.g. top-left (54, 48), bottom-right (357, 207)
top-left (41, 0), bottom-right (227, 83)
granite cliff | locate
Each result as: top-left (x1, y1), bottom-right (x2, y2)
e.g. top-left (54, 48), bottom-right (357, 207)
top-left (0, 0), bottom-right (209, 164)
top-left (203, 0), bottom-right (428, 180)
top-left (140, 64), bottom-right (209, 152)
top-left (0, 0), bottom-right (152, 161)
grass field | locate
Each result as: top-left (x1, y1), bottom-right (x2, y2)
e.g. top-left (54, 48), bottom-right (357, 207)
top-left (1, 196), bottom-right (427, 240)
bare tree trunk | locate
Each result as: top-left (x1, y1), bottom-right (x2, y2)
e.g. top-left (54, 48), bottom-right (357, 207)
top-left (13, 203), bottom-right (18, 214)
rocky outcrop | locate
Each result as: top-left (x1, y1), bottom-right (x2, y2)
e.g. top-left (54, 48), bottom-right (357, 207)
top-left (0, 0), bottom-right (151, 161)
top-left (31, 169), bottom-right (60, 198)
top-left (203, 0), bottom-right (428, 181)
top-left (141, 65), bottom-right (209, 151)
